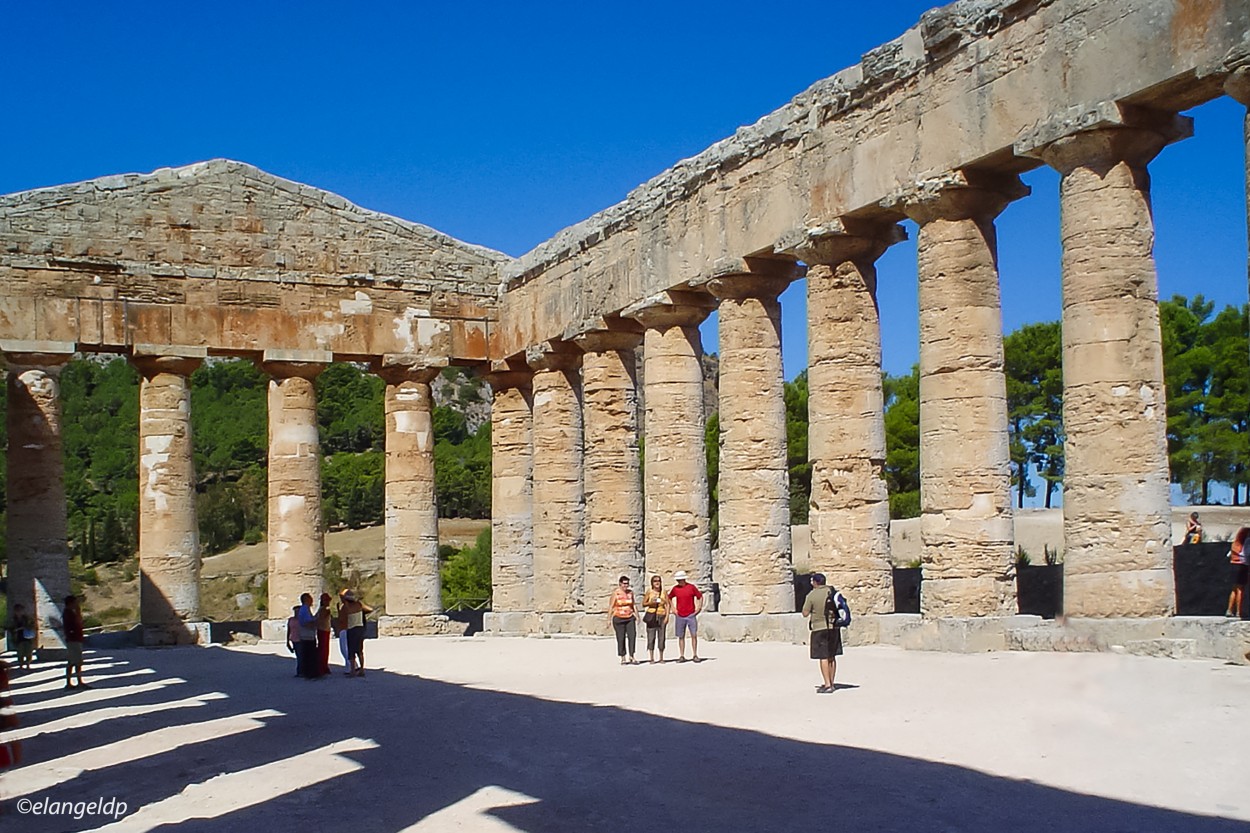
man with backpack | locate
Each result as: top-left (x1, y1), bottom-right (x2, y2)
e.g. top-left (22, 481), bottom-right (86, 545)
top-left (801, 573), bottom-right (849, 694)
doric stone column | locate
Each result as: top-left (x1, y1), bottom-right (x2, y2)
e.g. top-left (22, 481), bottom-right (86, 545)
top-left (899, 172), bottom-right (1024, 618)
top-left (484, 368), bottom-right (534, 614)
top-left (5, 350), bottom-right (72, 649)
top-left (573, 328), bottom-right (644, 613)
top-left (794, 221), bottom-right (905, 614)
top-left (624, 291), bottom-right (716, 594)
top-left (375, 361), bottom-right (442, 632)
top-left (1226, 70), bottom-right (1250, 322)
top-left (1033, 120), bottom-right (1188, 617)
top-left (527, 343), bottom-right (585, 614)
top-left (263, 359), bottom-right (327, 621)
top-left (134, 353), bottom-right (204, 644)
top-left (707, 264), bottom-right (800, 614)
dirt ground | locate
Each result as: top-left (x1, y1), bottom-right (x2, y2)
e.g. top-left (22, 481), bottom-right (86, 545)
top-left (4, 638), bottom-right (1247, 832)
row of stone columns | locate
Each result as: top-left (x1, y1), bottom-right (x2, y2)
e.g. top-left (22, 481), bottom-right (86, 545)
top-left (3, 351), bottom-right (450, 647)
top-left (494, 111), bottom-right (1202, 623)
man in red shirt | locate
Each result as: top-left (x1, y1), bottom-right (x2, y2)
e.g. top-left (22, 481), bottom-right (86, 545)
top-left (667, 571), bottom-right (704, 663)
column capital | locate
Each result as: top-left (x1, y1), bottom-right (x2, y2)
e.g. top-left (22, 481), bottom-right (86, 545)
top-left (131, 354), bottom-right (203, 379)
top-left (482, 369), bottom-right (534, 392)
top-left (4, 351), bottom-right (74, 373)
top-left (783, 218), bottom-right (907, 266)
top-left (1226, 67), bottom-right (1250, 106)
top-left (887, 169), bottom-right (1028, 225)
top-left (261, 360), bottom-right (327, 381)
top-left (525, 340), bottom-right (582, 372)
top-left (706, 258), bottom-right (802, 302)
top-left (621, 289), bottom-right (717, 330)
top-left (1016, 102), bottom-right (1192, 175)
top-left (371, 357), bottom-right (441, 386)
top-left (573, 329), bottom-right (643, 354)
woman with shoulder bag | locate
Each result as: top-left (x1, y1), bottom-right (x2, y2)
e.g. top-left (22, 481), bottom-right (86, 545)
top-left (1227, 527), bottom-right (1249, 619)
top-left (642, 574), bottom-right (668, 664)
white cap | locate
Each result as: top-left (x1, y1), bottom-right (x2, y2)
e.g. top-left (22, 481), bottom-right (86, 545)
top-left (673, 570), bottom-right (688, 581)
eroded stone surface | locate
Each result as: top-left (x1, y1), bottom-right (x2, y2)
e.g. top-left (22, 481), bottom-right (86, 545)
top-left (576, 332), bottom-right (644, 612)
top-left (1037, 126), bottom-right (1176, 617)
top-left (487, 372), bottom-right (534, 613)
top-left (135, 355), bottom-right (202, 636)
top-left (265, 362), bottom-right (326, 617)
top-left (709, 273), bottom-right (794, 614)
top-left (5, 354), bottom-right (71, 647)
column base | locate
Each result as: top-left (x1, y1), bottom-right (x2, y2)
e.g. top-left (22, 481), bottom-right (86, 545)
top-left (377, 614), bottom-right (459, 637)
top-left (143, 621), bottom-right (212, 646)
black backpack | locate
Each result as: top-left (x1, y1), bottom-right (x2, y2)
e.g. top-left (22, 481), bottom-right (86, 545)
top-left (824, 587), bottom-right (851, 629)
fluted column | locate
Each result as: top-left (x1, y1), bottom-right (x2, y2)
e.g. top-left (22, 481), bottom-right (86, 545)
top-left (1034, 120), bottom-right (1187, 617)
top-left (264, 360), bottom-right (326, 620)
top-left (1226, 70), bottom-right (1250, 331)
top-left (527, 344), bottom-right (585, 614)
top-left (707, 267), bottom-right (798, 614)
top-left (900, 172), bottom-right (1023, 618)
top-left (5, 351), bottom-right (71, 649)
top-left (624, 292), bottom-right (716, 594)
top-left (795, 221), bottom-right (905, 614)
top-left (134, 354), bottom-right (203, 643)
top-left (376, 362), bottom-right (442, 632)
top-left (573, 328), bottom-right (644, 613)
top-left (485, 369), bottom-right (534, 615)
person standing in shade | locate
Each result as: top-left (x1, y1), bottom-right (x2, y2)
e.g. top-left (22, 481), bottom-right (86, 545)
top-left (315, 592), bottom-right (334, 677)
top-left (642, 574), bottom-right (668, 663)
top-left (1228, 527), bottom-right (1249, 619)
top-left (801, 573), bottom-right (842, 694)
top-left (62, 595), bottom-right (88, 690)
top-left (667, 570), bottom-right (703, 663)
top-left (7, 604), bottom-right (36, 672)
top-left (296, 593), bottom-right (318, 679)
top-left (335, 589), bottom-right (352, 671)
top-left (609, 575), bottom-right (638, 665)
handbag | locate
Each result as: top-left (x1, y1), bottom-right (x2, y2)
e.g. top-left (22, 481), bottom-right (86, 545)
top-left (643, 611), bottom-right (659, 627)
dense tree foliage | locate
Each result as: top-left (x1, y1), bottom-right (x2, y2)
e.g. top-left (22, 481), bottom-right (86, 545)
top-left (1004, 322), bottom-right (1064, 508)
top-left (882, 366), bottom-right (921, 519)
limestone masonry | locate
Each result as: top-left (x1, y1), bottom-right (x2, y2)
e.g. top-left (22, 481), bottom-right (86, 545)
top-left (3, 0), bottom-right (1250, 655)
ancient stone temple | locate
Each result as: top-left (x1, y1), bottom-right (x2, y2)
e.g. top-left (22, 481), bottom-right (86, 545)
top-left (3, 0), bottom-right (1249, 652)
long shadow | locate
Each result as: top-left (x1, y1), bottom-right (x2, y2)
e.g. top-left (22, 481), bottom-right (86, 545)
top-left (4, 646), bottom-right (1245, 833)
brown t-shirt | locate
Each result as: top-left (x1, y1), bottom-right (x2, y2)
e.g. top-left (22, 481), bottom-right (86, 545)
top-left (801, 586), bottom-right (833, 632)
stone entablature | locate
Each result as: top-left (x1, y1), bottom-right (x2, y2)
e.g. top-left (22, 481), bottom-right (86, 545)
top-left (0, 159), bottom-right (507, 364)
top-left (496, 0), bottom-right (1249, 358)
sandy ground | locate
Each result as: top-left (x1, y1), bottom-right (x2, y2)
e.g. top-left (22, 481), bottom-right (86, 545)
top-left (2, 637), bottom-right (1248, 833)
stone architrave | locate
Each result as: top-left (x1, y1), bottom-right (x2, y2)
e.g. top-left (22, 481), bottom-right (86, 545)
top-left (707, 266), bottom-right (799, 614)
top-left (795, 222), bottom-right (905, 614)
top-left (263, 359), bottom-right (328, 621)
top-left (899, 172), bottom-right (1025, 618)
top-left (5, 351), bottom-right (72, 649)
top-left (1032, 120), bottom-right (1189, 617)
top-left (485, 369), bottom-right (535, 614)
top-left (134, 354), bottom-right (204, 643)
top-left (376, 362), bottom-right (442, 632)
top-left (573, 328), bottom-right (644, 613)
top-left (624, 292), bottom-right (716, 594)
top-left (527, 344), bottom-right (585, 614)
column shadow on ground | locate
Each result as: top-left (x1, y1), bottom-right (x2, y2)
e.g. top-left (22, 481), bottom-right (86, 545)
top-left (4, 645), bottom-right (1244, 833)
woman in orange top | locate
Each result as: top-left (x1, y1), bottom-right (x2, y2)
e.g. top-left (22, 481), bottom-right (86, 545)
top-left (609, 575), bottom-right (638, 665)
top-left (642, 574), bottom-right (668, 664)
top-left (1228, 527), bottom-right (1249, 618)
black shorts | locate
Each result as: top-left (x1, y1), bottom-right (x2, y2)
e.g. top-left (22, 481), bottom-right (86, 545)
top-left (1233, 563), bottom-right (1249, 587)
top-left (810, 628), bottom-right (843, 660)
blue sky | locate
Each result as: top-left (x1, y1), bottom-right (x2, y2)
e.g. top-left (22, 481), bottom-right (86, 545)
top-left (2, 0), bottom-right (1246, 381)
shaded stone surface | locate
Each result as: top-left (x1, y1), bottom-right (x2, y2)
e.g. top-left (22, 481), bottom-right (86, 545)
top-left (575, 331), bottom-right (644, 612)
top-left (265, 361), bottom-right (326, 617)
top-left (135, 354), bottom-right (203, 641)
top-left (709, 272), bottom-right (795, 614)
top-left (1036, 125), bottom-right (1180, 617)
top-left (528, 348), bottom-right (584, 613)
top-left (486, 371), bottom-right (534, 613)
top-left (5, 353), bottom-right (71, 648)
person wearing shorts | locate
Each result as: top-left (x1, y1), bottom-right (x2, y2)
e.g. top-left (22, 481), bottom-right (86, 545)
top-left (1228, 527), bottom-right (1249, 618)
top-left (62, 595), bottom-right (88, 690)
top-left (801, 574), bottom-right (843, 694)
top-left (667, 571), bottom-right (703, 663)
